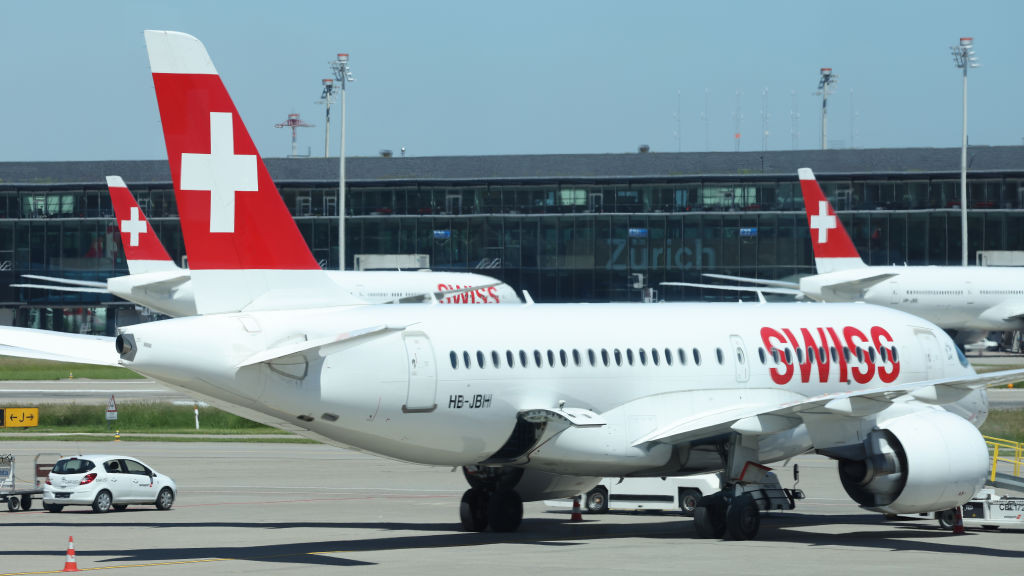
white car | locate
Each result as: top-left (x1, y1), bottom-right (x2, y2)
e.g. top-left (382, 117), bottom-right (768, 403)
top-left (42, 455), bottom-right (176, 513)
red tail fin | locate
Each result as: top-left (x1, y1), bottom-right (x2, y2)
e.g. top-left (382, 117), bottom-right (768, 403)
top-left (145, 30), bottom-right (318, 272)
top-left (798, 168), bottom-right (865, 272)
top-left (106, 176), bottom-right (178, 274)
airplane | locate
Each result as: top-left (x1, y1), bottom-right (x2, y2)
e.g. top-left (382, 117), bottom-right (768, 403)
top-left (666, 168), bottom-right (1024, 345)
top-left (12, 178), bottom-right (520, 317)
top-left (4, 30), bottom-right (1023, 542)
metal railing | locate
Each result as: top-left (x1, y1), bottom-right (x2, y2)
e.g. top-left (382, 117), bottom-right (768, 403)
top-left (985, 435), bottom-right (1023, 482)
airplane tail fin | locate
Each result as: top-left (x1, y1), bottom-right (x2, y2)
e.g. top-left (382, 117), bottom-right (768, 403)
top-left (798, 168), bottom-right (866, 273)
top-left (107, 176), bottom-right (180, 275)
top-left (144, 30), bottom-right (357, 313)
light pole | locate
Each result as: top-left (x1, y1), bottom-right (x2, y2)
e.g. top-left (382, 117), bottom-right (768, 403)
top-left (816, 68), bottom-right (837, 150)
top-left (330, 53), bottom-right (354, 270)
top-left (951, 37), bottom-right (978, 266)
top-left (319, 78), bottom-right (335, 158)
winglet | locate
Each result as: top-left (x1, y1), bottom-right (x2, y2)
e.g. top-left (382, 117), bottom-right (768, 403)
top-left (798, 168), bottom-right (866, 273)
top-left (145, 30), bottom-right (355, 313)
top-left (106, 176), bottom-right (178, 274)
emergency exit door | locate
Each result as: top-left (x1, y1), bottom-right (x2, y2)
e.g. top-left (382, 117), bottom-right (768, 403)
top-left (403, 333), bottom-right (438, 413)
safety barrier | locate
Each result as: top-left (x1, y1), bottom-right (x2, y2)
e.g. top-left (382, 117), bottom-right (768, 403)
top-left (985, 435), bottom-right (1023, 482)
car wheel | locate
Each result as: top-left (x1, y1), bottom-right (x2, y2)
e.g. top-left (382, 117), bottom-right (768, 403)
top-left (44, 503), bottom-right (63, 513)
top-left (20, 494), bottom-right (32, 511)
top-left (585, 487), bottom-right (609, 514)
top-left (113, 504), bottom-right (129, 511)
top-left (679, 489), bottom-right (702, 516)
top-left (155, 487), bottom-right (175, 511)
top-left (92, 491), bottom-right (113, 513)
top-left (7, 498), bottom-right (20, 511)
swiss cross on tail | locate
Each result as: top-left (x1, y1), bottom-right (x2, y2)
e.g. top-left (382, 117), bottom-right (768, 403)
top-left (798, 168), bottom-right (861, 260)
top-left (145, 30), bottom-right (318, 272)
top-left (107, 176), bottom-right (173, 262)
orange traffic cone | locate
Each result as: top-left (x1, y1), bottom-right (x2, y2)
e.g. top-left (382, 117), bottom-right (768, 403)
top-left (952, 505), bottom-right (965, 535)
top-left (570, 496), bottom-right (583, 522)
top-left (62, 536), bottom-right (78, 572)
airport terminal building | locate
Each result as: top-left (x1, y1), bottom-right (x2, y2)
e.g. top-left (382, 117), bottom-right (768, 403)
top-left (2, 145), bottom-right (1024, 335)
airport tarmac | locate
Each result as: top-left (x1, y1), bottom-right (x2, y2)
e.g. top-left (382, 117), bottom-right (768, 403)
top-left (0, 441), bottom-right (1021, 575)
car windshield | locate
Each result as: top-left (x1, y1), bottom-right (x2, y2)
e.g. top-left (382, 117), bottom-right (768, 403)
top-left (53, 459), bottom-right (95, 474)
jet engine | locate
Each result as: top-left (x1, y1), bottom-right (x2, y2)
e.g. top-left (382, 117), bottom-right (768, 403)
top-left (836, 410), bottom-right (988, 514)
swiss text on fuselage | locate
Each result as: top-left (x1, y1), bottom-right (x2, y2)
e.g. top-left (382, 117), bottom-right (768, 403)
top-left (759, 325), bottom-right (900, 385)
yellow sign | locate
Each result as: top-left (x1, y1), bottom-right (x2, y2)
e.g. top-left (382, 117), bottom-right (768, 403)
top-left (1, 408), bottom-right (39, 428)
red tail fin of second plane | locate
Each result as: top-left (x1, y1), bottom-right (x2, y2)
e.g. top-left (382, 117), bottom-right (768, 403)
top-left (107, 176), bottom-right (179, 275)
top-left (145, 30), bottom-right (355, 313)
top-left (798, 168), bottom-right (866, 274)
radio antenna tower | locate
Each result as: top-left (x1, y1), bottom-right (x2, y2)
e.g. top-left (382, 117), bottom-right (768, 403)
top-left (816, 67), bottom-right (838, 150)
top-left (274, 113), bottom-right (314, 157)
top-left (760, 87), bottom-right (769, 153)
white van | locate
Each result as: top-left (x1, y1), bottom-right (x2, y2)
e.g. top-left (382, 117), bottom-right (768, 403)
top-left (547, 473), bottom-right (721, 516)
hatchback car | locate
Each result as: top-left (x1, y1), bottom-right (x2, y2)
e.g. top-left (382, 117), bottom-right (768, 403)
top-left (42, 455), bottom-right (176, 513)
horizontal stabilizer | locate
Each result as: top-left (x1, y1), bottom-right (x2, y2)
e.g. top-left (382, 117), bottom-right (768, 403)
top-left (661, 281), bottom-right (802, 297)
top-left (20, 274), bottom-right (108, 289)
top-left (11, 283), bottom-right (110, 294)
top-left (0, 326), bottom-right (119, 366)
top-left (702, 273), bottom-right (800, 289)
top-left (236, 323), bottom-right (410, 368)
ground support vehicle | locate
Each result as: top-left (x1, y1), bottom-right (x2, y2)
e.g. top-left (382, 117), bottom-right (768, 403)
top-left (0, 453), bottom-right (61, 511)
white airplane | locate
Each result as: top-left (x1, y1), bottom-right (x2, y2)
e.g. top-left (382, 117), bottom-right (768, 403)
top-left (4, 31), bottom-right (1023, 542)
top-left (668, 168), bottom-right (1024, 343)
top-left (12, 178), bottom-right (520, 317)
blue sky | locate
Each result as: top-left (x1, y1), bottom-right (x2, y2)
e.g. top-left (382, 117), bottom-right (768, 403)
top-left (1, 0), bottom-right (1022, 161)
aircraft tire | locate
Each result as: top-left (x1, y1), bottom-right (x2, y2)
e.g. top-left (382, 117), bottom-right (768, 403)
top-left (585, 486), bottom-right (609, 513)
top-left (725, 493), bottom-right (760, 540)
top-left (459, 488), bottom-right (489, 532)
top-left (693, 494), bottom-right (726, 539)
top-left (487, 489), bottom-right (523, 532)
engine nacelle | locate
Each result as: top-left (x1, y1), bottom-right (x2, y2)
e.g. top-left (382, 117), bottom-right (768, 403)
top-left (836, 410), bottom-right (988, 514)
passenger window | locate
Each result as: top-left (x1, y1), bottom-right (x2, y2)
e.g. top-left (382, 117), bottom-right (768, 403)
top-left (784, 349), bottom-right (792, 364)
top-left (651, 348), bottom-right (660, 366)
top-left (819, 346), bottom-right (827, 362)
top-left (559, 349), bottom-right (568, 367)
top-left (892, 347), bottom-right (900, 364)
top-left (614, 349), bottom-right (623, 366)
top-left (506, 350), bottom-right (515, 368)
top-left (693, 348), bottom-right (702, 366)
top-left (830, 346), bottom-right (838, 363)
top-left (450, 351), bottom-right (458, 369)
top-left (547, 350), bottom-right (555, 367)
top-left (534, 350), bottom-right (542, 367)
top-left (477, 351), bottom-right (485, 369)
top-left (664, 348), bottom-right (673, 366)
top-left (735, 347), bottom-right (744, 364)
top-left (588, 349), bottom-right (596, 366)
top-left (626, 349), bottom-right (635, 366)
top-left (880, 347), bottom-right (888, 363)
top-left (868, 347), bottom-right (876, 363)
top-left (771, 349), bottom-right (780, 364)
top-left (757, 348), bottom-right (766, 364)
top-left (678, 348), bottom-right (687, 365)
top-left (843, 347), bottom-right (852, 363)
top-left (463, 351), bottom-right (472, 369)
top-left (796, 347), bottom-right (804, 364)
top-left (716, 348), bottom-right (724, 365)
top-left (572, 349), bottom-right (581, 366)
top-left (856, 348), bottom-right (864, 362)
top-left (491, 350), bottom-right (501, 368)
top-left (104, 460), bottom-right (122, 474)
top-left (601, 349), bottom-right (610, 366)
top-left (519, 350), bottom-right (528, 367)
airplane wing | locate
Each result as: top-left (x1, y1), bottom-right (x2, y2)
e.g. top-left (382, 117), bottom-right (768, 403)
top-left (632, 367), bottom-right (1024, 447)
top-left (661, 281), bottom-right (802, 297)
top-left (0, 326), bottom-right (120, 366)
top-left (702, 273), bottom-right (800, 289)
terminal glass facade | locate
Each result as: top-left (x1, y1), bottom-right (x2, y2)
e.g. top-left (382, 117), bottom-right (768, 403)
top-left (2, 172), bottom-right (1024, 334)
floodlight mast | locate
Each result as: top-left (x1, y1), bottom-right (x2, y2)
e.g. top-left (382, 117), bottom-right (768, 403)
top-left (816, 68), bottom-right (838, 150)
top-left (951, 37), bottom-right (978, 267)
top-left (319, 79), bottom-right (335, 158)
top-left (330, 53), bottom-right (354, 270)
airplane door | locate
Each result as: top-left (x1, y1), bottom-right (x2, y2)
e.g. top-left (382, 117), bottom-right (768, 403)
top-left (889, 281), bottom-right (901, 305)
top-left (402, 333), bottom-right (437, 413)
top-left (915, 329), bottom-right (942, 380)
top-left (729, 335), bottom-right (750, 383)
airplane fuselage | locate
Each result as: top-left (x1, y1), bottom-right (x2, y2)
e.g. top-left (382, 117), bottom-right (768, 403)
top-left (117, 301), bottom-right (985, 477)
top-left (800, 265), bottom-right (1024, 332)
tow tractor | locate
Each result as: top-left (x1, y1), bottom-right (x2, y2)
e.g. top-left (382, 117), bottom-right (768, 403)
top-left (0, 453), bottom-right (62, 511)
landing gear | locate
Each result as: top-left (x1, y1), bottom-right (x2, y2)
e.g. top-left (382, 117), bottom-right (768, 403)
top-left (693, 493), bottom-right (727, 539)
top-left (725, 493), bottom-right (760, 540)
top-left (459, 467), bottom-right (525, 533)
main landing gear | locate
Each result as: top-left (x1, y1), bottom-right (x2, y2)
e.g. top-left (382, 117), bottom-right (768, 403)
top-left (459, 466), bottom-right (524, 533)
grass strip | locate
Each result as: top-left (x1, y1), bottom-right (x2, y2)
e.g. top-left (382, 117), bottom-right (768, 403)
top-left (0, 356), bottom-right (143, 380)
